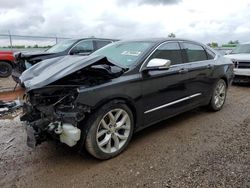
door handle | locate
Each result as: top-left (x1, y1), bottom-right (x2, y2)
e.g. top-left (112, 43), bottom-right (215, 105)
top-left (178, 68), bottom-right (189, 74)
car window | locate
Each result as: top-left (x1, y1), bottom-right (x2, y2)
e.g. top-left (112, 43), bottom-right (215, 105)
top-left (206, 48), bottom-right (216, 59)
top-left (183, 43), bottom-right (207, 62)
top-left (231, 44), bottom-right (250, 54)
top-left (71, 40), bottom-right (94, 53)
top-left (46, 39), bottom-right (78, 53)
top-left (95, 40), bottom-right (112, 50)
top-left (149, 42), bottom-right (183, 65)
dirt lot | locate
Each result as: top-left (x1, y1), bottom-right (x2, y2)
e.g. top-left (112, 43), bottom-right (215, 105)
top-left (0, 77), bottom-right (16, 90)
top-left (0, 85), bottom-right (249, 188)
top-left (0, 77), bottom-right (24, 101)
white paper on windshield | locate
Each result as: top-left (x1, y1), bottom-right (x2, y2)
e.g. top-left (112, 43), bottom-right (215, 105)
top-left (121, 51), bottom-right (141, 56)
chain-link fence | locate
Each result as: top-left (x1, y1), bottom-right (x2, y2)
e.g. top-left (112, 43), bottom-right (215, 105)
top-left (0, 32), bottom-right (70, 52)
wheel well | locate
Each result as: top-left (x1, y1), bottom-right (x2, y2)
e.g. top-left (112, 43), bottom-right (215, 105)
top-left (220, 77), bottom-right (228, 87)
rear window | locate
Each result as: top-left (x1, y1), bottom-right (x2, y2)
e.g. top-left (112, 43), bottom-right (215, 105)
top-left (206, 48), bottom-right (216, 59)
top-left (231, 44), bottom-right (250, 54)
top-left (95, 40), bottom-right (112, 49)
top-left (183, 43), bottom-right (207, 62)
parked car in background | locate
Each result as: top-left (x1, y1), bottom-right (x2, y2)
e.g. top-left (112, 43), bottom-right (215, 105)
top-left (12, 38), bottom-right (118, 83)
top-left (0, 51), bottom-right (15, 77)
top-left (20, 38), bottom-right (234, 159)
top-left (213, 47), bottom-right (234, 55)
top-left (224, 42), bottom-right (250, 83)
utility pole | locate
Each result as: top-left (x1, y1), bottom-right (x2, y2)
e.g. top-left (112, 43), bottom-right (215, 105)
top-left (8, 30), bottom-right (13, 51)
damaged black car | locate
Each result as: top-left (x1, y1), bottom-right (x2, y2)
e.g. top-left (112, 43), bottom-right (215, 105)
top-left (12, 38), bottom-right (117, 84)
top-left (20, 38), bottom-right (234, 159)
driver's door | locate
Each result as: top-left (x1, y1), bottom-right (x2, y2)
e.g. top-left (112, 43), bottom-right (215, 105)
top-left (141, 42), bottom-right (190, 126)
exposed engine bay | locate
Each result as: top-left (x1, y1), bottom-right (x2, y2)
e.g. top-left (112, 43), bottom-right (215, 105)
top-left (20, 55), bottom-right (127, 148)
top-left (21, 86), bottom-right (88, 148)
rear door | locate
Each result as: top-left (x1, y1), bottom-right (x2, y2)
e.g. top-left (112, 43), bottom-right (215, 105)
top-left (179, 42), bottom-right (215, 106)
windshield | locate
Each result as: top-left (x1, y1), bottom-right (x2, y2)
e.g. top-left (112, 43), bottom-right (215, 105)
top-left (91, 41), bottom-right (154, 67)
top-left (46, 39), bottom-right (78, 53)
top-left (231, 44), bottom-right (250, 54)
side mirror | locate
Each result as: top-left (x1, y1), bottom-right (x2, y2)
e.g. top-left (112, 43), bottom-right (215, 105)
top-left (145, 58), bottom-right (171, 70)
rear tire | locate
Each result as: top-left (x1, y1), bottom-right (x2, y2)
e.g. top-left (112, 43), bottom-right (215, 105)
top-left (208, 79), bottom-right (227, 111)
top-left (85, 101), bottom-right (134, 159)
top-left (0, 61), bottom-right (12, 77)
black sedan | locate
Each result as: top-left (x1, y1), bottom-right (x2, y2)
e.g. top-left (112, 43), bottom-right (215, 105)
top-left (12, 38), bottom-right (117, 83)
top-left (20, 38), bottom-right (234, 159)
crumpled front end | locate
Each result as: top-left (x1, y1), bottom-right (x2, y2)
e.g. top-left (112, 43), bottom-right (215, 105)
top-left (21, 86), bottom-right (90, 148)
top-left (20, 55), bottom-right (126, 148)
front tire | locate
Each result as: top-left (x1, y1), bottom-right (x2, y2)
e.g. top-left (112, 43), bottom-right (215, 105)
top-left (0, 61), bottom-right (12, 77)
top-left (85, 101), bottom-right (134, 159)
top-left (208, 79), bottom-right (227, 111)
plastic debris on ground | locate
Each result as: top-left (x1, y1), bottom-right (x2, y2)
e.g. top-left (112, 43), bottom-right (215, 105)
top-left (0, 100), bottom-right (23, 118)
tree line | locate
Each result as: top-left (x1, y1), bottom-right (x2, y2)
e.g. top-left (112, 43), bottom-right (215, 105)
top-left (0, 44), bottom-right (52, 49)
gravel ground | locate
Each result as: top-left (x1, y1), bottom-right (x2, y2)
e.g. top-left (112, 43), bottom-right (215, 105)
top-left (0, 77), bottom-right (16, 90)
top-left (0, 85), bottom-right (249, 188)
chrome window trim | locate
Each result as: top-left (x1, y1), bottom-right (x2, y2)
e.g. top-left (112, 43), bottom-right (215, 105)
top-left (144, 93), bottom-right (202, 114)
top-left (169, 58), bottom-right (216, 68)
top-left (93, 39), bottom-right (115, 43)
top-left (139, 40), bottom-right (217, 72)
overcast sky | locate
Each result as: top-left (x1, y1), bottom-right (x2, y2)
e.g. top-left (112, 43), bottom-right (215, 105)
top-left (0, 0), bottom-right (250, 45)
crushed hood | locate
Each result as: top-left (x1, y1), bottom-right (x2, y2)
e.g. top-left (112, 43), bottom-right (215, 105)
top-left (20, 55), bottom-right (126, 91)
top-left (15, 51), bottom-right (53, 59)
top-left (14, 51), bottom-right (57, 64)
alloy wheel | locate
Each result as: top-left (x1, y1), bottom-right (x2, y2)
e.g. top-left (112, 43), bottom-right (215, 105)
top-left (214, 81), bottom-right (226, 108)
top-left (96, 108), bottom-right (131, 153)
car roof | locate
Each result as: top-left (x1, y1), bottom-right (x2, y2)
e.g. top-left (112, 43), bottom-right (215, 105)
top-left (64, 37), bottom-right (204, 45)
top-left (118, 38), bottom-right (205, 44)
top-left (73, 38), bottom-right (119, 42)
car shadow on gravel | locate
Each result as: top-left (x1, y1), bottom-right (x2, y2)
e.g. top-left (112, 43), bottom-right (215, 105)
top-left (132, 107), bottom-right (208, 143)
top-left (232, 82), bottom-right (250, 87)
top-left (49, 107), bottom-right (209, 161)
top-left (41, 107), bottom-right (208, 163)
